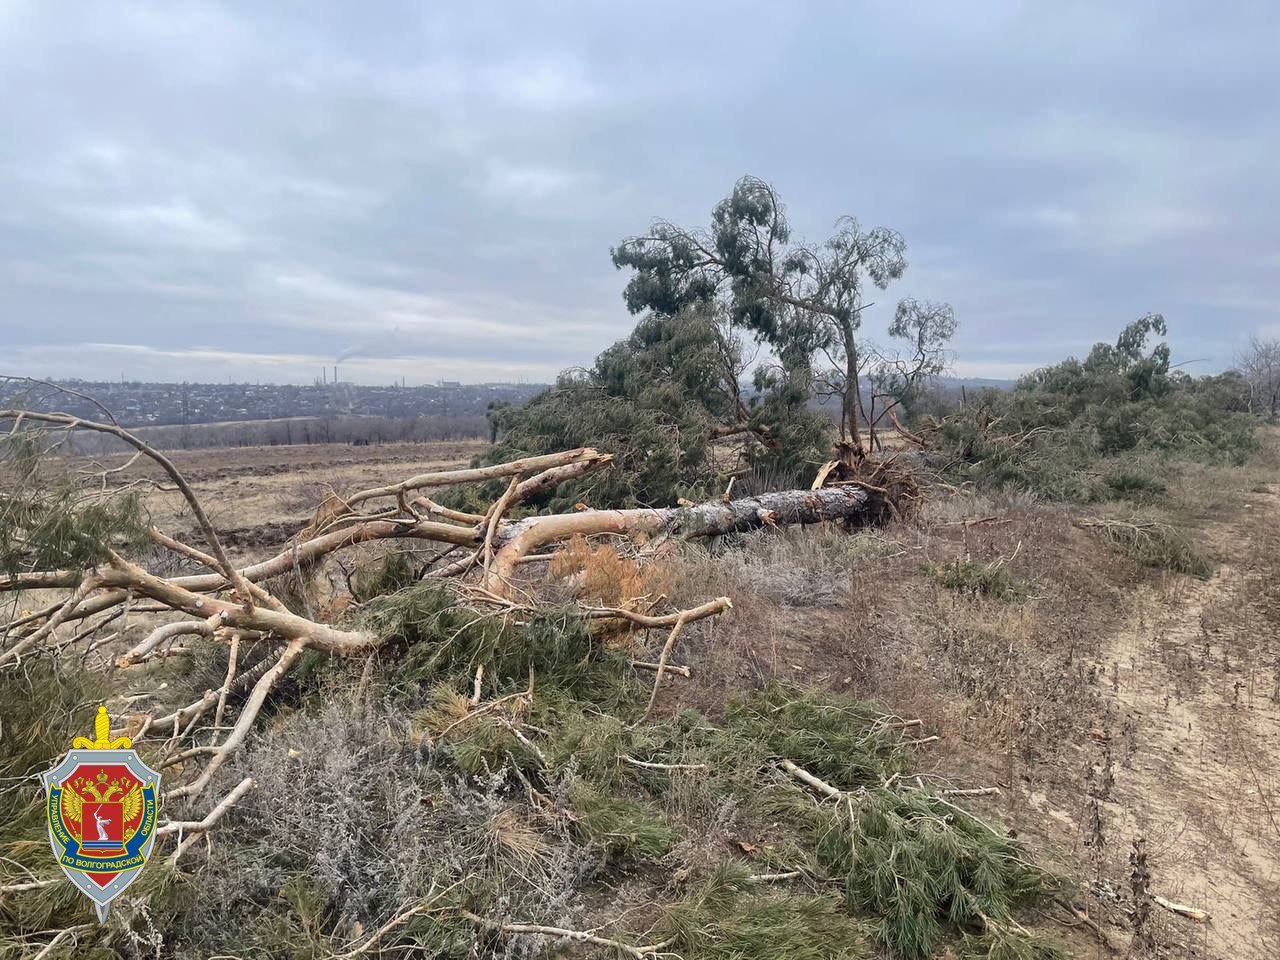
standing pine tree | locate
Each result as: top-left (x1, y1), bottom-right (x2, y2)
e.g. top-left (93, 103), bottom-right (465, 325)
top-left (612, 176), bottom-right (955, 462)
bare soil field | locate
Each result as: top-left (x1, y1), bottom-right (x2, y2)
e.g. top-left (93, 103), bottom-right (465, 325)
top-left (101, 439), bottom-right (488, 556)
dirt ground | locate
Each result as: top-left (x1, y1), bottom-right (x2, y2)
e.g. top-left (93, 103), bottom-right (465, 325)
top-left (1059, 481), bottom-right (1280, 959)
top-left (658, 444), bottom-right (1280, 959)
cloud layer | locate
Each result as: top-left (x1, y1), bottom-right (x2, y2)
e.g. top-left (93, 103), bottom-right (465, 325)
top-left (2, 1), bottom-right (1277, 383)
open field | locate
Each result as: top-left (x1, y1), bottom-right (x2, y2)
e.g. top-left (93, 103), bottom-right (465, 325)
top-left (5, 430), bottom-right (1277, 958)
top-left (100, 439), bottom-right (489, 555)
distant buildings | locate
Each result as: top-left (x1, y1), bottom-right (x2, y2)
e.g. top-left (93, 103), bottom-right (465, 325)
top-left (6, 380), bottom-right (546, 428)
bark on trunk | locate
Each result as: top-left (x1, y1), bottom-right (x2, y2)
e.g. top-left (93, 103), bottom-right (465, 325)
top-left (487, 485), bottom-right (872, 590)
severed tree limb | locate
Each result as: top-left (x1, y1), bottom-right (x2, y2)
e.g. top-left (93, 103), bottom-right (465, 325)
top-left (779, 758), bottom-right (843, 799)
top-left (138, 654), bottom-right (276, 738)
top-left (148, 527), bottom-right (287, 613)
top-left (212, 632), bottom-right (241, 743)
top-left (622, 755), bottom-right (708, 772)
top-left (634, 611), bottom-right (692, 725)
top-left (167, 639), bottom-right (307, 801)
top-left (510, 452), bottom-right (614, 502)
top-left (30, 924), bottom-right (93, 960)
top-left (0, 409), bottom-right (255, 607)
top-left (341, 448), bottom-right (605, 510)
top-left (1153, 895), bottom-right (1211, 924)
top-left (480, 475), bottom-right (522, 577)
top-left (0, 876), bottom-right (63, 895)
top-left (0, 571), bottom-right (81, 592)
top-left (460, 910), bottom-right (673, 959)
top-left (159, 776), bottom-right (256, 864)
top-left (97, 556), bottom-right (377, 655)
top-left (632, 660), bottom-right (691, 678)
top-left (332, 882), bottom-right (464, 959)
top-left (0, 572), bottom-right (103, 668)
top-left (117, 619), bottom-right (214, 667)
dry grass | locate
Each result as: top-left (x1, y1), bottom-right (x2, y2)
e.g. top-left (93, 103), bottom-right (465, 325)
top-left (9, 430), bottom-right (1280, 959)
top-left (676, 526), bottom-right (901, 609)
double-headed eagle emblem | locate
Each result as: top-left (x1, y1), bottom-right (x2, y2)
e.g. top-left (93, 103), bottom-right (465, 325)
top-left (58, 772), bottom-right (145, 840)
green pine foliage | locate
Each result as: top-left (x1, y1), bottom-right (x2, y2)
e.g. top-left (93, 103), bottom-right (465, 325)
top-left (0, 664), bottom-right (184, 955)
top-left (479, 307), bottom-right (829, 511)
top-left (722, 684), bottom-right (914, 788)
top-left (1080, 516), bottom-right (1214, 579)
top-left (664, 862), bottom-right (872, 960)
top-left (803, 789), bottom-right (1061, 960)
top-left (565, 780), bottom-right (678, 860)
top-left (923, 559), bottom-right (1029, 600)
top-left (1, 431), bottom-right (148, 577)
top-left (928, 315), bottom-right (1257, 502)
top-left (361, 582), bottom-right (634, 704)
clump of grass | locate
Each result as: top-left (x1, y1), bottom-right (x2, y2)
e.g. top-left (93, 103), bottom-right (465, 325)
top-left (923, 559), bottom-right (1029, 601)
top-left (679, 527), bottom-right (896, 608)
top-left (664, 861), bottom-right (871, 959)
top-left (1102, 465), bottom-right (1167, 503)
top-left (1079, 516), bottom-right (1213, 579)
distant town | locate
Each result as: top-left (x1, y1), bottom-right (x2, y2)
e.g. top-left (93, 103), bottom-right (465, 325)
top-left (3, 378), bottom-right (548, 428)
top-left (0, 375), bottom-right (1017, 454)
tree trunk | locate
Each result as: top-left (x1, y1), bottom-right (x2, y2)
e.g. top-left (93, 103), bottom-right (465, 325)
top-left (487, 485), bottom-right (872, 590)
top-left (839, 322), bottom-right (866, 464)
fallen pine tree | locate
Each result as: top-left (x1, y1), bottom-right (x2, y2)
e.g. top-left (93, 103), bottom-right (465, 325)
top-left (0, 400), bottom-right (1081, 960)
top-left (0, 406), bottom-right (882, 826)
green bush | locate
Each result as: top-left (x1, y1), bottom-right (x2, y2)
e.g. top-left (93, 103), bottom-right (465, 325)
top-left (927, 316), bottom-right (1258, 502)
top-left (476, 308), bottom-right (829, 511)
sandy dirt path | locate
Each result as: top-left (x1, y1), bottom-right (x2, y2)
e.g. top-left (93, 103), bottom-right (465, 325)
top-left (1082, 482), bottom-right (1280, 958)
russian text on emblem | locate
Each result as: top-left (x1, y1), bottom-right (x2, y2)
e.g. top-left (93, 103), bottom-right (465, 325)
top-left (41, 706), bottom-right (161, 922)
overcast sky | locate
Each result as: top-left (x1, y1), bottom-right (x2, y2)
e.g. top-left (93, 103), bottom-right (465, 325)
top-left (1, 2), bottom-right (1277, 385)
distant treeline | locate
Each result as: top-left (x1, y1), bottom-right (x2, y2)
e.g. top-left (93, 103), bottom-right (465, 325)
top-left (60, 414), bottom-right (488, 454)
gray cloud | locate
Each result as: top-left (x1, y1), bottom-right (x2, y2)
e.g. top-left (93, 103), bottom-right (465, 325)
top-left (1, 1), bottom-right (1277, 384)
